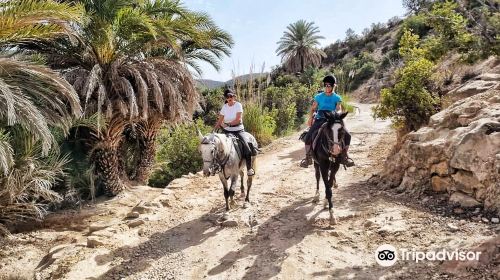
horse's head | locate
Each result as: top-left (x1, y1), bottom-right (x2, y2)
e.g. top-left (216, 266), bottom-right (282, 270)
top-left (198, 132), bottom-right (226, 177)
top-left (324, 111), bottom-right (348, 157)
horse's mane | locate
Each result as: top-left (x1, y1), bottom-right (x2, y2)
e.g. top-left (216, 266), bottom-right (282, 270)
top-left (201, 133), bottom-right (231, 154)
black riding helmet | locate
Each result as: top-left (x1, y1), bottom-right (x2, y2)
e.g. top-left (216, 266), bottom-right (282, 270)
top-left (322, 75), bottom-right (336, 85)
top-left (223, 88), bottom-right (236, 98)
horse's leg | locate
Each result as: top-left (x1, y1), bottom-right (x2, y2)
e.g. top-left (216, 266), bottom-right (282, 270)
top-left (220, 174), bottom-right (230, 211)
top-left (240, 169), bottom-right (245, 199)
top-left (327, 162), bottom-right (341, 225)
top-left (312, 162), bottom-right (320, 203)
top-left (229, 174), bottom-right (238, 208)
top-left (319, 160), bottom-right (330, 210)
top-left (244, 156), bottom-right (255, 207)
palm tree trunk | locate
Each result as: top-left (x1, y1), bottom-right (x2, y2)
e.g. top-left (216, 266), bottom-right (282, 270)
top-left (133, 118), bottom-right (162, 183)
top-left (134, 134), bottom-right (157, 183)
top-left (300, 54), bottom-right (304, 73)
top-left (93, 141), bottom-right (124, 196)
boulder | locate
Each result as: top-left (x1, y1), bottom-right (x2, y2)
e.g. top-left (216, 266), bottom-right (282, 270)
top-left (126, 211), bottom-right (140, 219)
top-left (88, 222), bottom-right (111, 233)
top-left (449, 192), bottom-right (481, 208)
top-left (445, 80), bottom-right (498, 104)
top-left (477, 73), bottom-right (500, 81)
top-left (132, 205), bottom-right (153, 214)
top-left (431, 176), bottom-right (452, 192)
top-left (221, 220), bottom-right (238, 227)
top-left (127, 219), bottom-right (145, 228)
top-left (87, 237), bottom-right (106, 248)
top-left (378, 88), bottom-right (500, 213)
top-left (431, 161), bottom-right (450, 176)
top-left (451, 171), bottom-right (484, 194)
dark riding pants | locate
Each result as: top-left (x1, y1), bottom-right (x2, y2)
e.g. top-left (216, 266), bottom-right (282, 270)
top-left (223, 129), bottom-right (253, 170)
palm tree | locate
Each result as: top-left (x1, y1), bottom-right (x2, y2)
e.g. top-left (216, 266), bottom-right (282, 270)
top-left (276, 20), bottom-right (326, 73)
top-left (130, 10), bottom-right (233, 182)
top-left (22, 0), bottom-right (233, 194)
top-left (0, 0), bottom-right (83, 232)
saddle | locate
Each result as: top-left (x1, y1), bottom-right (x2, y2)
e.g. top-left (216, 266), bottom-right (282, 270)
top-left (227, 135), bottom-right (244, 159)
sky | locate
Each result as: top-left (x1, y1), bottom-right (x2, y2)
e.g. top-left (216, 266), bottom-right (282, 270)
top-left (182, 0), bottom-right (407, 82)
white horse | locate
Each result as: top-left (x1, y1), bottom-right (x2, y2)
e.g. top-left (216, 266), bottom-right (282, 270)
top-left (198, 132), bottom-right (258, 211)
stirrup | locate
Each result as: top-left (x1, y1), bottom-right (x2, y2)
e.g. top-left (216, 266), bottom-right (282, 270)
top-left (343, 157), bottom-right (355, 167)
top-left (300, 157), bottom-right (312, 168)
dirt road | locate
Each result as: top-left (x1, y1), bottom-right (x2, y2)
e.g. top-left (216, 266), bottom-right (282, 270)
top-left (1, 103), bottom-right (498, 280)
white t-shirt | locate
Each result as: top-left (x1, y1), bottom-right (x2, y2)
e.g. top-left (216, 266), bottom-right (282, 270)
top-left (220, 102), bottom-right (244, 131)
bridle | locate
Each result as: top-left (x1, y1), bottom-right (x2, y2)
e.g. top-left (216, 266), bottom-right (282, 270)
top-left (317, 120), bottom-right (344, 158)
top-left (201, 134), bottom-right (233, 177)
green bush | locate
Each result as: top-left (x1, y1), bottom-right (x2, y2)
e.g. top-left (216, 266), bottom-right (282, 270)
top-left (395, 15), bottom-right (430, 49)
top-left (273, 74), bottom-right (299, 87)
top-left (366, 41), bottom-right (376, 52)
top-left (373, 30), bottom-right (439, 131)
top-left (262, 86), bottom-right (297, 135)
top-left (148, 119), bottom-right (211, 188)
top-left (243, 102), bottom-right (276, 146)
top-left (339, 94), bottom-right (355, 113)
top-left (293, 83), bottom-right (315, 125)
top-left (200, 88), bottom-right (224, 126)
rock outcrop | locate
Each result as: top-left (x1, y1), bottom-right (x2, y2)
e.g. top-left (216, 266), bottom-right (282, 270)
top-left (377, 69), bottom-right (500, 213)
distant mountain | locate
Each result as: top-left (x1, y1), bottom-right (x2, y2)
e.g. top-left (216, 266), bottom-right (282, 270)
top-left (196, 72), bottom-right (269, 90)
top-left (225, 73), bottom-right (268, 87)
top-left (196, 79), bottom-right (225, 89)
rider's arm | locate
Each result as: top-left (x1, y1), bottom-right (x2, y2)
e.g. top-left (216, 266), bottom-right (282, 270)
top-left (307, 101), bottom-right (318, 127)
top-left (227, 112), bottom-right (242, 126)
top-left (215, 114), bottom-right (224, 129)
top-left (336, 102), bottom-right (342, 112)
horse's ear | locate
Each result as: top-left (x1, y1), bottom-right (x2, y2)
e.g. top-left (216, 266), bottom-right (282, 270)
top-left (340, 111), bottom-right (348, 120)
top-left (197, 127), bottom-right (204, 141)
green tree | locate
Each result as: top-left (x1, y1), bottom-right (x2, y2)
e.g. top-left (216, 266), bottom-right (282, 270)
top-left (276, 20), bottom-right (326, 73)
top-left (373, 30), bottom-right (439, 131)
top-left (21, 0), bottom-right (232, 194)
top-left (0, 0), bottom-right (83, 233)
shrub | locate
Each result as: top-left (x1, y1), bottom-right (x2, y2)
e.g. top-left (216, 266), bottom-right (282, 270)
top-left (373, 30), bottom-right (439, 131)
top-left (243, 103), bottom-right (276, 145)
top-left (273, 74), bottom-right (299, 87)
top-left (200, 88), bottom-right (224, 126)
top-left (0, 128), bottom-right (69, 233)
top-left (148, 119), bottom-right (211, 187)
top-left (293, 83), bottom-right (315, 125)
top-left (366, 41), bottom-right (376, 52)
top-left (262, 86), bottom-right (297, 136)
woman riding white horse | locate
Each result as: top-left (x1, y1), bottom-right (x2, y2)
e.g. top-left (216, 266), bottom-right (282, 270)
top-left (214, 88), bottom-right (255, 176)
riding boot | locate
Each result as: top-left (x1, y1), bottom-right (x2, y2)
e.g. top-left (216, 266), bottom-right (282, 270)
top-left (246, 156), bottom-right (255, 176)
top-left (341, 146), bottom-right (355, 167)
top-left (300, 145), bottom-right (312, 168)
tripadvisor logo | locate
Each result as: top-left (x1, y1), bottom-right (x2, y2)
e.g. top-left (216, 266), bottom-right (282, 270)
top-left (375, 244), bottom-right (482, 267)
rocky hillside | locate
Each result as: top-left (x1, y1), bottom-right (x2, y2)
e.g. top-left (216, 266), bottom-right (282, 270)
top-left (376, 57), bottom-right (500, 214)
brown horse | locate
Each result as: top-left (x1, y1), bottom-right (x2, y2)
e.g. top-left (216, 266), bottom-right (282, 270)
top-left (311, 111), bottom-right (348, 225)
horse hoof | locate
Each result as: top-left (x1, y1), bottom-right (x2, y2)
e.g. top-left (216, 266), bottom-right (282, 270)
top-left (312, 197), bottom-right (320, 204)
top-left (243, 201), bottom-right (250, 209)
top-left (222, 213), bottom-right (230, 221)
top-left (329, 210), bottom-right (337, 225)
top-left (333, 182), bottom-right (339, 189)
